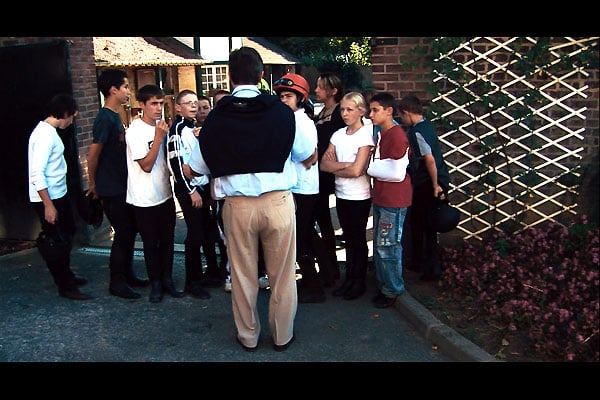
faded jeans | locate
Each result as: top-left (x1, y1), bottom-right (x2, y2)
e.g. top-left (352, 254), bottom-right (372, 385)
top-left (373, 205), bottom-right (407, 297)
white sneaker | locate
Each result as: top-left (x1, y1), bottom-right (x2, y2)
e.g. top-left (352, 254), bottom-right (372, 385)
top-left (224, 275), bottom-right (232, 293)
top-left (258, 275), bottom-right (270, 290)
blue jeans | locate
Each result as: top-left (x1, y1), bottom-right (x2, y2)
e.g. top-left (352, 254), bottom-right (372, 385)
top-left (373, 205), bottom-right (407, 297)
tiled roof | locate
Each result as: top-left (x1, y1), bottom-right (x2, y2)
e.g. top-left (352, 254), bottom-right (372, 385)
top-left (94, 37), bottom-right (206, 67)
top-left (241, 37), bottom-right (299, 65)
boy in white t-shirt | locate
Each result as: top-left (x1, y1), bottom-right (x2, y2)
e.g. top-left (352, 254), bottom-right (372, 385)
top-left (125, 84), bottom-right (182, 303)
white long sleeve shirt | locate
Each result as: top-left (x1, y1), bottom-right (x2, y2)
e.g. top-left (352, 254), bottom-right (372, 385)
top-left (28, 120), bottom-right (67, 202)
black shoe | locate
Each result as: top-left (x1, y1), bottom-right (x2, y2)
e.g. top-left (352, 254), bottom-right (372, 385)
top-left (202, 277), bottom-right (224, 288)
top-left (236, 336), bottom-right (257, 352)
top-left (420, 272), bottom-right (441, 282)
top-left (127, 277), bottom-right (150, 288)
top-left (109, 285), bottom-right (141, 300)
top-left (149, 281), bottom-right (163, 303)
top-left (374, 295), bottom-right (398, 309)
top-left (320, 276), bottom-right (336, 288)
top-left (405, 263), bottom-right (420, 272)
top-left (332, 279), bottom-right (353, 297)
top-left (73, 275), bottom-right (88, 286)
top-left (343, 280), bottom-right (366, 300)
top-left (273, 335), bottom-right (295, 352)
top-left (162, 282), bottom-right (185, 298)
top-left (331, 264), bottom-right (341, 280)
top-left (185, 283), bottom-right (211, 300)
top-left (298, 287), bottom-right (326, 303)
top-left (59, 288), bottom-right (92, 300)
top-left (371, 291), bottom-right (385, 303)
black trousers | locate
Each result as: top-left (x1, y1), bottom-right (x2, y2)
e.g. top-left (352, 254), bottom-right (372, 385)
top-left (174, 183), bottom-right (221, 283)
top-left (32, 193), bottom-right (77, 292)
top-left (293, 192), bottom-right (319, 283)
top-left (335, 197), bottom-right (372, 281)
top-left (133, 198), bottom-right (176, 283)
top-left (410, 182), bottom-right (443, 276)
top-left (312, 188), bottom-right (339, 278)
top-left (101, 193), bottom-right (138, 286)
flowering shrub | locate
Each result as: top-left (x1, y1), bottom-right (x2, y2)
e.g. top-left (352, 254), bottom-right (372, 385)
top-left (439, 216), bottom-right (599, 362)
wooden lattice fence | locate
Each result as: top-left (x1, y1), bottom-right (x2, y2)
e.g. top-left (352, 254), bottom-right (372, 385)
top-left (426, 37), bottom-right (599, 240)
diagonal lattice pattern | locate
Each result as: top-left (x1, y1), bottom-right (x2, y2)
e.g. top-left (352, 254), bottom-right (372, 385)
top-left (430, 37), bottom-right (598, 240)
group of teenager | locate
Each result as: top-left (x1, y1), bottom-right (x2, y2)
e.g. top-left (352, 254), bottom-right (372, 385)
top-left (28, 45), bottom-right (450, 352)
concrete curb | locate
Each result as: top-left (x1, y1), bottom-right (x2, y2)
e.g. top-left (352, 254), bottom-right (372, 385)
top-left (396, 292), bottom-right (499, 362)
top-left (0, 247), bottom-right (38, 261)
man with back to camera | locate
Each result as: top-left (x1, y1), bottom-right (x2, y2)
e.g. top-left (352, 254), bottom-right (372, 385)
top-left (191, 47), bottom-right (315, 351)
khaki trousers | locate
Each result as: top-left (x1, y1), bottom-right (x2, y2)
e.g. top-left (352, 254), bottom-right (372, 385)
top-left (223, 190), bottom-right (297, 347)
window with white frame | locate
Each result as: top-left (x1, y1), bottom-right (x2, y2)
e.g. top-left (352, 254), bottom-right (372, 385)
top-left (201, 65), bottom-right (229, 96)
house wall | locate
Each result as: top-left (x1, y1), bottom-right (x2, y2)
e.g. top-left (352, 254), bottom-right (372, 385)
top-left (0, 37), bottom-right (101, 242)
top-left (178, 66), bottom-right (197, 93)
top-left (0, 37), bottom-right (99, 185)
top-left (0, 36), bottom-right (208, 241)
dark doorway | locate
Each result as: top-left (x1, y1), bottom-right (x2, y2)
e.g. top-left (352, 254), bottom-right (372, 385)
top-left (0, 40), bottom-right (77, 240)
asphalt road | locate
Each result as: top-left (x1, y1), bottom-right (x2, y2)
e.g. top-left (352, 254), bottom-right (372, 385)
top-left (0, 247), bottom-right (451, 362)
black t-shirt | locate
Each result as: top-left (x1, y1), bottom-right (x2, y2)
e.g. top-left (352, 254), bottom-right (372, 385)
top-left (92, 108), bottom-right (128, 197)
top-left (314, 103), bottom-right (345, 195)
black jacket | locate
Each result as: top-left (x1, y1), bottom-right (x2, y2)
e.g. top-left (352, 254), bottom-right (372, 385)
top-left (166, 115), bottom-right (197, 194)
top-left (199, 94), bottom-right (295, 178)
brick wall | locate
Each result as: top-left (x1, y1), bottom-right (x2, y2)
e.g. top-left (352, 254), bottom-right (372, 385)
top-left (370, 37), bottom-right (433, 103)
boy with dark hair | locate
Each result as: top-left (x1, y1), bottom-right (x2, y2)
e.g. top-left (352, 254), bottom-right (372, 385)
top-left (126, 84), bottom-right (182, 303)
top-left (194, 94), bottom-right (212, 130)
top-left (87, 68), bottom-right (147, 300)
top-left (398, 94), bottom-right (451, 282)
top-left (166, 89), bottom-right (213, 300)
top-left (367, 92), bottom-right (412, 308)
top-left (29, 93), bottom-right (91, 300)
top-left (213, 89), bottom-right (231, 105)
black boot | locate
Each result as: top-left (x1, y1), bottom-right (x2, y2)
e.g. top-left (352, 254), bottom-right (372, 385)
top-left (162, 279), bottom-right (185, 298)
top-left (149, 281), bottom-right (163, 303)
top-left (332, 260), bottom-right (353, 296)
top-left (162, 259), bottom-right (185, 298)
top-left (298, 256), bottom-right (325, 303)
top-left (59, 280), bottom-right (92, 300)
top-left (343, 279), bottom-right (366, 300)
top-left (312, 231), bottom-right (339, 286)
top-left (298, 284), bottom-right (326, 303)
top-left (332, 279), bottom-right (354, 297)
top-left (127, 275), bottom-right (150, 288)
top-left (185, 280), bottom-right (211, 300)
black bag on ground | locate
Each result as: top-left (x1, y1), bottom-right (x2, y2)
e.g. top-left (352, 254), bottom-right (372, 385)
top-left (77, 192), bottom-right (103, 227)
top-left (428, 196), bottom-right (460, 233)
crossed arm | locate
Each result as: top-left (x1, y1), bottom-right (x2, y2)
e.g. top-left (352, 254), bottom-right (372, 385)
top-left (319, 143), bottom-right (373, 178)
